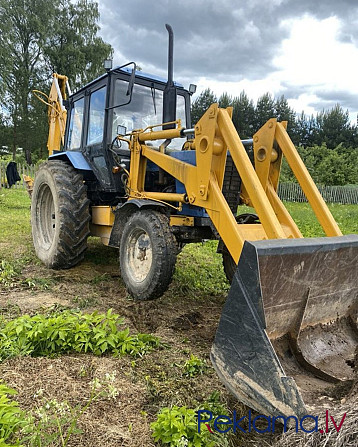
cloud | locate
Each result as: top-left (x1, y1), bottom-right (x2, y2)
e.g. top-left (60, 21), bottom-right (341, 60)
top-left (98, 0), bottom-right (358, 79)
top-left (310, 90), bottom-right (358, 111)
top-left (97, 0), bottom-right (358, 118)
top-left (98, 0), bottom-right (290, 81)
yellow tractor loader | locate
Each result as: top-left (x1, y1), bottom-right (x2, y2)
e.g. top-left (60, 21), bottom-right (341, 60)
top-left (31, 25), bottom-right (357, 418)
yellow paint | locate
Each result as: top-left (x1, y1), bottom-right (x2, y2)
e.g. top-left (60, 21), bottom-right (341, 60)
top-left (34, 73), bottom-right (69, 156)
top-left (275, 122), bottom-right (342, 237)
top-left (126, 104), bottom-right (342, 263)
top-left (133, 191), bottom-right (187, 203)
top-left (91, 206), bottom-right (115, 226)
top-left (38, 73), bottom-right (342, 260)
top-left (170, 215), bottom-right (195, 226)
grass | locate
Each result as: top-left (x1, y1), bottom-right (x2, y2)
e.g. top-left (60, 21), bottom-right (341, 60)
top-left (1, 188), bottom-right (357, 263)
top-left (0, 189), bottom-right (33, 263)
top-left (0, 188), bottom-right (357, 297)
top-left (284, 202), bottom-right (358, 236)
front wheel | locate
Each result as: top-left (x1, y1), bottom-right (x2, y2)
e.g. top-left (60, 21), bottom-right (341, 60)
top-left (119, 209), bottom-right (177, 300)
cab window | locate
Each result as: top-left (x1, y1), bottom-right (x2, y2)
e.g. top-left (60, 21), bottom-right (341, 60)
top-left (68, 97), bottom-right (84, 150)
top-left (111, 79), bottom-right (187, 148)
top-left (111, 80), bottom-right (163, 140)
top-left (87, 86), bottom-right (107, 145)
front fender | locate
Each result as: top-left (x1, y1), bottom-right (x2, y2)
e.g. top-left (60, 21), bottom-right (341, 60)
top-left (108, 199), bottom-right (167, 247)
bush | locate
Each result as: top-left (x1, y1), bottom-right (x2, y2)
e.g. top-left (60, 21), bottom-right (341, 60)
top-left (0, 309), bottom-right (159, 360)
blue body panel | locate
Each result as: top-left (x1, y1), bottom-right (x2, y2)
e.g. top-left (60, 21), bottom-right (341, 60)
top-left (170, 151), bottom-right (208, 217)
top-left (49, 151), bottom-right (92, 171)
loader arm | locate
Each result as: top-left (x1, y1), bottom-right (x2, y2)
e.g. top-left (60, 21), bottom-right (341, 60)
top-left (128, 104), bottom-right (341, 262)
top-left (127, 105), bottom-right (357, 417)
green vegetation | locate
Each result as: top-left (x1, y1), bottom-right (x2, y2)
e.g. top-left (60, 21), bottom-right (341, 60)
top-left (0, 189), bottom-right (357, 446)
top-left (151, 392), bottom-right (230, 447)
top-left (239, 201), bottom-right (358, 237)
top-left (174, 241), bottom-right (229, 296)
top-left (0, 0), bottom-right (112, 164)
top-left (0, 382), bottom-right (26, 446)
top-left (151, 406), bottom-right (213, 447)
top-left (284, 202), bottom-right (358, 237)
top-left (280, 144), bottom-right (358, 185)
top-left (0, 260), bottom-right (20, 288)
top-left (181, 355), bottom-right (208, 378)
top-left (0, 309), bottom-right (159, 360)
top-left (0, 190), bottom-right (32, 263)
top-left (0, 189), bottom-right (357, 298)
top-left (0, 373), bottom-right (121, 447)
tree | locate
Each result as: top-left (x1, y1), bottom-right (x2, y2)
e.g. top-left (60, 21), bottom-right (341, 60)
top-left (315, 105), bottom-right (355, 149)
top-left (274, 95), bottom-right (298, 143)
top-left (295, 112), bottom-right (319, 148)
top-left (190, 88), bottom-right (217, 125)
top-left (0, 0), bottom-right (112, 163)
top-left (43, 0), bottom-right (112, 90)
top-left (254, 93), bottom-right (275, 131)
top-left (231, 91), bottom-right (255, 139)
top-left (0, 0), bottom-right (51, 162)
top-left (218, 92), bottom-right (232, 109)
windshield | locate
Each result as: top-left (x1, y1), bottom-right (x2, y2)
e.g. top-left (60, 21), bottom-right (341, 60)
top-left (111, 79), bottom-right (187, 148)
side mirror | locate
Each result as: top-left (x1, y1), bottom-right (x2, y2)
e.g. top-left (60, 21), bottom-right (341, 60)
top-left (126, 63), bottom-right (136, 97)
top-left (107, 61), bottom-right (137, 110)
top-left (117, 125), bottom-right (127, 136)
top-left (104, 59), bottom-right (113, 71)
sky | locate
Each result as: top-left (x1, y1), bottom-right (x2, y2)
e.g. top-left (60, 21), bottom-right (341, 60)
top-left (97, 0), bottom-right (358, 122)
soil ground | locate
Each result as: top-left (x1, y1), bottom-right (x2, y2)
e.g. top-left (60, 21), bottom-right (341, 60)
top-left (0, 189), bottom-right (357, 446)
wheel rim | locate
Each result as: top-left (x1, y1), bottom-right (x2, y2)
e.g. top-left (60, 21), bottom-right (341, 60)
top-left (126, 228), bottom-right (153, 283)
top-left (36, 183), bottom-right (56, 250)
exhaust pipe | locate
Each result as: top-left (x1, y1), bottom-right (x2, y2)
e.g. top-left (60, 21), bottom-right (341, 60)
top-left (163, 24), bottom-right (177, 130)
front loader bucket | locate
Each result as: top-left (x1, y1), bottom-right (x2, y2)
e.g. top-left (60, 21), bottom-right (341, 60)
top-left (211, 235), bottom-right (358, 418)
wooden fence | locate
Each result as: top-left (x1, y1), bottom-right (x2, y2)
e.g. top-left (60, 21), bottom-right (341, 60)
top-left (0, 161), bottom-right (357, 205)
top-left (0, 162), bottom-right (37, 190)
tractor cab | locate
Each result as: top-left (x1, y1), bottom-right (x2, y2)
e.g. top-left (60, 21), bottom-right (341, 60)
top-left (61, 66), bottom-right (192, 198)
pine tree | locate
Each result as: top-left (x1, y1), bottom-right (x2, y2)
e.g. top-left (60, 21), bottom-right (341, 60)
top-left (190, 88), bottom-right (217, 125)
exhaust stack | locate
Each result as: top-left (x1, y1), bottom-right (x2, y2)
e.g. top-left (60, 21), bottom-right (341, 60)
top-left (163, 24), bottom-right (177, 130)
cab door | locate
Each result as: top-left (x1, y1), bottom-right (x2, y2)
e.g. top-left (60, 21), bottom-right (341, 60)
top-left (84, 81), bottom-right (115, 190)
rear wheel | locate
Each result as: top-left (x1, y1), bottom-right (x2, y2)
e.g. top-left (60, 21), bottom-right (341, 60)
top-left (31, 161), bottom-right (90, 268)
top-left (119, 209), bottom-right (177, 300)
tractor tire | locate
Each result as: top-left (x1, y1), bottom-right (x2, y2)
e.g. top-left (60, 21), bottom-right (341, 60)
top-left (31, 160), bottom-right (90, 269)
top-left (222, 245), bottom-right (237, 284)
top-left (119, 209), bottom-right (178, 300)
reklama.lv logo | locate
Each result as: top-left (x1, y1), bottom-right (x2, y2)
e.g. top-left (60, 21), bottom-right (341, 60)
top-left (197, 409), bottom-right (346, 434)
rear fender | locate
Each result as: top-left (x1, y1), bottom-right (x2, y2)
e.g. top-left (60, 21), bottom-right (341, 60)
top-left (49, 151), bottom-right (92, 174)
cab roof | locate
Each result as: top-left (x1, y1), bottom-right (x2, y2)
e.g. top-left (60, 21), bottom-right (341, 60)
top-left (72, 65), bottom-right (184, 97)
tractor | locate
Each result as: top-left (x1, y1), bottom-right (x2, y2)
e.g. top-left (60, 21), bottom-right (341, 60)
top-left (31, 25), bottom-right (358, 418)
